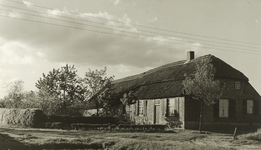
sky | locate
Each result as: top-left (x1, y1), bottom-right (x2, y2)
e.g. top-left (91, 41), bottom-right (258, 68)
top-left (0, 0), bottom-right (260, 98)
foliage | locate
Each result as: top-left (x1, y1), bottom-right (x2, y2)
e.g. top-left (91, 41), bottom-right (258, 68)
top-left (183, 58), bottom-right (223, 105)
top-left (120, 91), bottom-right (138, 106)
top-left (165, 117), bottom-right (183, 128)
top-left (83, 67), bottom-right (114, 116)
top-left (239, 128), bottom-right (261, 141)
top-left (97, 86), bottom-right (119, 115)
top-left (0, 65), bottom-right (116, 117)
top-left (2, 80), bottom-right (25, 108)
top-left (182, 57), bottom-right (224, 132)
top-left (35, 64), bottom-right (86, 115)
top-left (0, 108), bottom-right (43, 127)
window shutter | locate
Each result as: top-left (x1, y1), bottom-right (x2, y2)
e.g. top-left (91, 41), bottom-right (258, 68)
top-left (165, 99), bottom-right (169, 117)
top-left (254, 100), bottom-right (259, 115)
top-left (161, 99), bottom-right (165, 116)
top-left (229, 100), bottom-right (236, 118)
top-left (143, 100), bottom-right (147, 116)
top-left (243, 100), bottom-right (247, 115)
top-left (213, 100), bottom-right (219, 118)
top-left (135, 101), bottom-right (139, 116)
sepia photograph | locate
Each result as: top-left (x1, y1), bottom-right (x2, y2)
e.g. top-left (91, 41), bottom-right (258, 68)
top-left (0, 0), bottom-right (260, 149)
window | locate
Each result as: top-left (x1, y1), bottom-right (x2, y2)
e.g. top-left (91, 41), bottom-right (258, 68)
top-left (219, 99), bottom-right (229, 117)
top-left (247, 100), bottom-right (254, 114)
top-left (168, 99), bottom-right (175, 116)
top-left (138, 100), bottom-right (143, 115)
top-left (235, 81), bottom-right (241, 90)
top-left (214, 99), bottom-right (235, 118)
top-left (168, 98), bottom-right (179, 117)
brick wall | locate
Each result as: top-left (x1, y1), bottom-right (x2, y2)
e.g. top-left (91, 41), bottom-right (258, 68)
top-left (184, 79), bottom-right (261, 129)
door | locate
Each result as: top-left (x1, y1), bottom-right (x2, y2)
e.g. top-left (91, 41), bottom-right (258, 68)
top-left (154, 105), bottom-right (160, 124)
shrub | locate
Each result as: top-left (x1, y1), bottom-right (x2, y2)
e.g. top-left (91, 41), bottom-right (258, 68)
top-left (239, 128), bottom-right (261, 141)
top-left (165, 117), bottom-right (183, 128)
top-left (45, 116), bottom-right (117, 124)
top-left (0, 108), bottom-right (44, 127)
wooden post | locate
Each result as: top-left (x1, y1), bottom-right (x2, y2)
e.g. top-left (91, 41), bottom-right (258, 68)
top-left (233, 127), bottom-right (237, 139)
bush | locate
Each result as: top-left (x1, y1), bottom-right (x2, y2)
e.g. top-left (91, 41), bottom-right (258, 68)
top-left (71, 123), bottom-right (112, 130)
top-left (165, 117), bottom-right (183, 128)
top-left (0, 108), bottom-right (44, 127)
top-left (45, 116), bottom-right (117, 124)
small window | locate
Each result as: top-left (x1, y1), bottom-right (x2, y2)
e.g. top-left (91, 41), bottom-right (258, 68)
top-left (168, 99), bottom-right (175, 116)
top-left (168, 98), bottom-right (180, 117)
top-left (219, 99), bottom-right (229, 117)
top-left (247, 100), bottom-right (254, 114)
top-left (138, 100), bottom-right (143, 115)
top-left (235, 81), bottom-right (241, 90)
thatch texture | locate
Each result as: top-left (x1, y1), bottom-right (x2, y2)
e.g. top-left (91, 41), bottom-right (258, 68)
top-left (112, 55), bottom-right (248, 100)
top-left (0, 108), bottom-right (44, 127)
top-left (87, 54), bottom-right (251, 109)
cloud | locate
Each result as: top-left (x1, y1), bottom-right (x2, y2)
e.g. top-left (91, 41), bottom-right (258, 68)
top-left (106, 14), bottom-right (140, 34)
top-left (114, 0), bottom-right (121, 5)
top-left (0, 41), bottom-right (45, 65)
top-left (23, 0), bottom-right (33, 7)
top-left (47, 8), bottom-right (70, 16)
top-left (36, 52), bottom-right (46, 58)
top-left (0, 10), bottom-right (200, 69)
top-left (0, 69), bottom-right (16, 97)
top-left (0, 9), bottom-right (20, 18)
top-left (79, 11), bottom-right (114, 20)
top-left (148, 17), bottom-right (158, 22)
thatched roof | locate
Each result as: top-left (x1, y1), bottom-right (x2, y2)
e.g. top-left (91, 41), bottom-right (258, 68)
top-left (111, 54), bottom-right (248, 99)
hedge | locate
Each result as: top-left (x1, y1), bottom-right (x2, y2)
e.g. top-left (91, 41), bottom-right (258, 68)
top-left (45, 115), bottom-right (117, 124)
top-left (70, 123), bottom-right (166, 131)
top-left (0, 108), bottom-right (44, 127)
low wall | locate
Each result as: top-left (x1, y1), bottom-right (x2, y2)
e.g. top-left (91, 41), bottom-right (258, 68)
top-left (185, 121), bottom-right (261, 133)
top-left (0, 108), bottom-right (44, 127)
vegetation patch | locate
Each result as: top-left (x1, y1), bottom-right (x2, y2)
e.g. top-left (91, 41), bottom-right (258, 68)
top-left (0, 108), bottom-right (43, 127)
top-left (237, 128), bottom-right (261, 141)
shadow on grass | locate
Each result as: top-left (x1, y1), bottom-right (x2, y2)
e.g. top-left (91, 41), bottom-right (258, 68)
top-left (0, 132), bottom-right (110, 150)
top-left (34, 143), bottom-right (103, 149)
top-left (0, 133), bottom-right (31, 150)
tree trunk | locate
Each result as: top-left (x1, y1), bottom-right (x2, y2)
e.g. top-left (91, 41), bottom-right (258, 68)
top-left (95, 100), bottom-right (99, 117)
top-left (199, 102), bottom-right (203, 133)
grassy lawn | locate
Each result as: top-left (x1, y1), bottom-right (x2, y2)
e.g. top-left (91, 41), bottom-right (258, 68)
top-left (0, 126), bottom-right (260, 150)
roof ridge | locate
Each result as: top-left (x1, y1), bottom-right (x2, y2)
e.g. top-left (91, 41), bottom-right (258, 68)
top-left (113, 59), bottom-right (187, 83)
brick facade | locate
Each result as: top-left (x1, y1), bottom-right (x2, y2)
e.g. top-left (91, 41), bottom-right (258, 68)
top-left (185, 78), bottom-right (261, 130)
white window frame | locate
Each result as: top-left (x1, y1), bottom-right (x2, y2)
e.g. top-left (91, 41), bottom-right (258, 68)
top-left (247, 100), bottom-right (254, 114)
top-left (219, 99), bottom-right (229, 117)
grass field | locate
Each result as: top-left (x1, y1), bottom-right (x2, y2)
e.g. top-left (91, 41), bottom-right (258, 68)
top-left (0, 126), bottom-right (260, 150)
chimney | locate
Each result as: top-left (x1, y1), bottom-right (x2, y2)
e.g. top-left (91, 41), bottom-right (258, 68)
top-left (187, 51), bottom-right (195, 61)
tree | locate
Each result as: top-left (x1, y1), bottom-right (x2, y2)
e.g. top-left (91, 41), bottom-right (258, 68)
top-left (3, 80), bottom-right (25, 108)
top-left (182, 57), bottom-right (224, 133)
top-left (120, 91), bottom-right (138, 119)
top-left (83, 67), bottom-right (114, 116)
top-left (35, 64), bottom-right (85, 115)
top-left (120, 91), bottom-right (137, 106)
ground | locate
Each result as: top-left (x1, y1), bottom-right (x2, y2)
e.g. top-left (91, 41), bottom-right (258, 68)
top-left (0, 126), bottom-right (260, 150)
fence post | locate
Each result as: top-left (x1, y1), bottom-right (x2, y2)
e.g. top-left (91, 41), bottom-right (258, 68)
top-left (233, 127), bottom-right (237, 139)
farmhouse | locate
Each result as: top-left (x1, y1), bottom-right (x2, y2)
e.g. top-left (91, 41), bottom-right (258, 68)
top-left (109, 51), bottom-right (261, 130)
